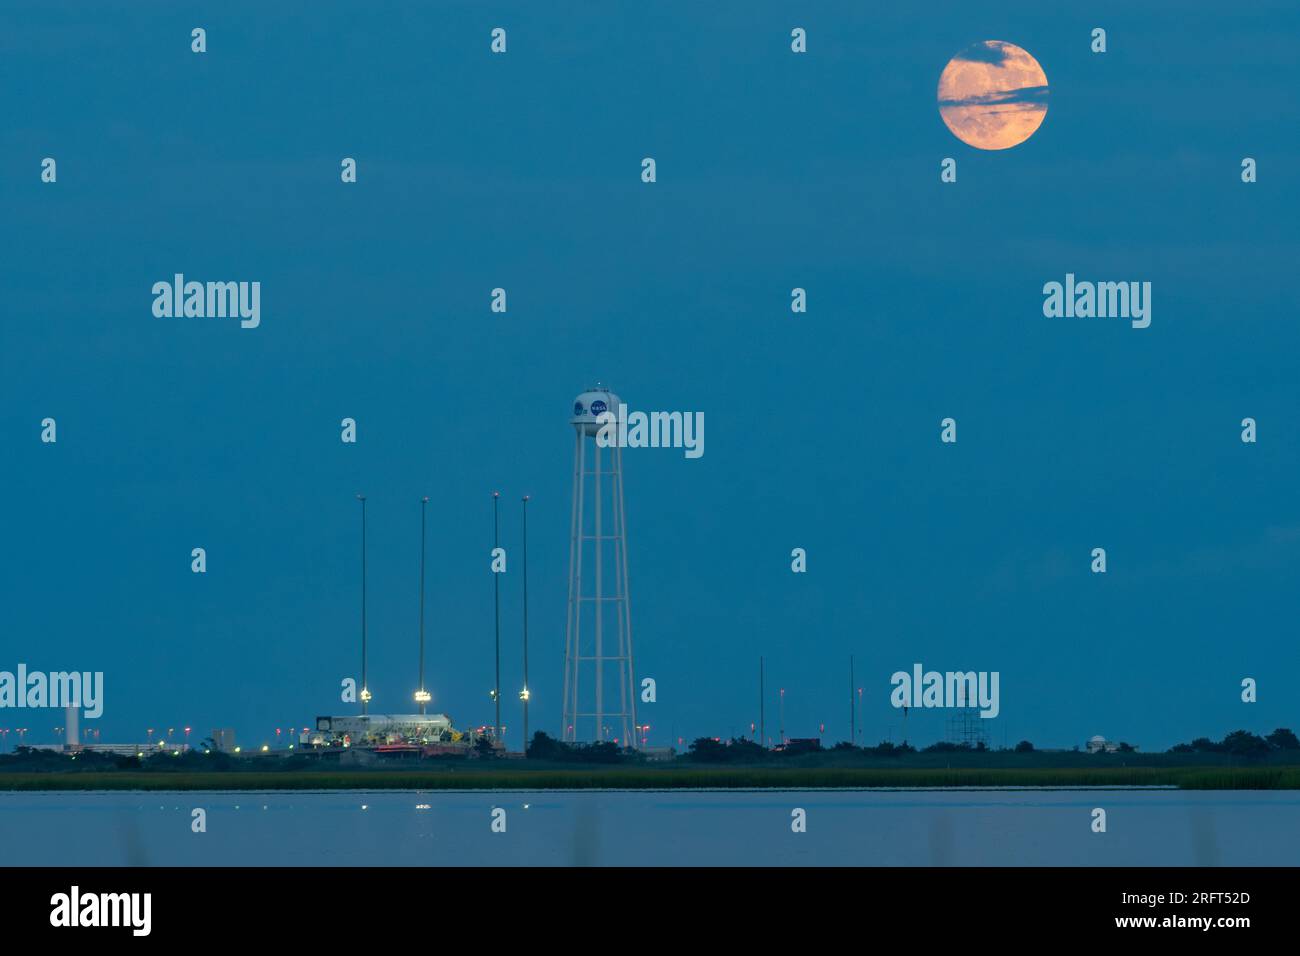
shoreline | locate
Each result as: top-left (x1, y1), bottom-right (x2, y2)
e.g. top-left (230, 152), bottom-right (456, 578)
top-left (2, 766), bottom-right (1297, 791)
top-left (1, 786), bottom-right (1191, 796)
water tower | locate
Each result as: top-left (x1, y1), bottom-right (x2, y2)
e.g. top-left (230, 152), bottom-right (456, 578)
top-left (562, 385), bottom-right (638, 745)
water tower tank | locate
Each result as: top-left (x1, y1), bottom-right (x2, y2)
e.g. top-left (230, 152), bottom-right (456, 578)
top-left (571, 385), bottom-right (622, 436)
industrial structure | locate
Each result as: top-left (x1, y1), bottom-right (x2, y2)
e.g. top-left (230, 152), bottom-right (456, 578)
top-left (303, 713), bottom-right (495, 755)
top-left (945, 708), bottom-right (991, 749)
top-left (562, 385), bottom-right (638, 745)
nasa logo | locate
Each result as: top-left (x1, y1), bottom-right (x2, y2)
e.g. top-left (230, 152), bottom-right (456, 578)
top-left (590, 400), bottom-right (607, 416)
top-left (573, 401), bottom-right (584, 416)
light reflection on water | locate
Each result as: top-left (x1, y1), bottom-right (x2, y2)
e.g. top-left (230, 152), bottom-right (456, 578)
top-left (1, 790), bottom-right (1296, 866)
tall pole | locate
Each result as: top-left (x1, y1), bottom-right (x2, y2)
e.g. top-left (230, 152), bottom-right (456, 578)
top-left (759, 656), bottom-right (765, 748)
top-left (521, 495), bottom-right (530, 754)
top-left (492, 491), bottom-right (501, 744)
top-left (357, 494), bottom-right (369, 716)
top-left (850, 654), bottom-right (855, 746)
top-left (779, 688), bottom-right (785, 745)
top-left (417, 496), bottom-right (429, 715)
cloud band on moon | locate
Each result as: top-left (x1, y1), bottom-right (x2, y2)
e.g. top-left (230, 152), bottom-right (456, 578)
top-left (938, 40), bottom-right (1049, 150)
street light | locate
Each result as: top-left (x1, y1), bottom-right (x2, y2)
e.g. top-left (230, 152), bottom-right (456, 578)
top-left (491, 491), bottom-right (501, 743)
top-left (779, 689), bottom-right (785, 745)
top-left (520, 494), bottom-right (530, 755)
top-left (416, 495), bottom-right (430, 714)
top-left (358, 493), bottom-right (369, 714)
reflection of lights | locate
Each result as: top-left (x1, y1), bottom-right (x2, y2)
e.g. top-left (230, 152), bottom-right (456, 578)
top-left (416, 804), bottom-right (431, 810)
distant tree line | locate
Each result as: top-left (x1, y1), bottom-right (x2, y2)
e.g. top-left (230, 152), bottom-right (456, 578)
top-left (1168, 728), bottom-right (1299, 758)
top-left (525, 731), bottom-right (635, 763)
top-left (688, 737), bottom-right (918, 762)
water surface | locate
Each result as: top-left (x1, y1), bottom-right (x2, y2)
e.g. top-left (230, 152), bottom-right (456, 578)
top-left (2, 789), bottom-right (1294, 866)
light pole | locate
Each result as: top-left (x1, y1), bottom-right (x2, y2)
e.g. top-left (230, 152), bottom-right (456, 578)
top-left (849, 655), bottom-right (855, 746)
top-left (358, 494), bottom-right (370, 715)
top-left (857, 688), bottom-right (863, 743)
top-left (492, 491), bottom-right (501, 744)
top-left (416, 496), bottom-right (431, 715)
top-left (520, 494), bottom-right (530, 755)
top-left (779, 688), bottom-right (785, 746)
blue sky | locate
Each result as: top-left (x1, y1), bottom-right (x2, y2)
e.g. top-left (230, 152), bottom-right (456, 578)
top-left (3, 1), bottom-right (1299, 751)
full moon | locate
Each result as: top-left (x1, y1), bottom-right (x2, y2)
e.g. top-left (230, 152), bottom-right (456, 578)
top-left (938, 40), bottom-right (1049, 150)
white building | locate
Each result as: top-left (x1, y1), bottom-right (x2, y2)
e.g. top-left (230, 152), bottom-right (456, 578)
top-left (1087, 734), bottom-right (1126, 753)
